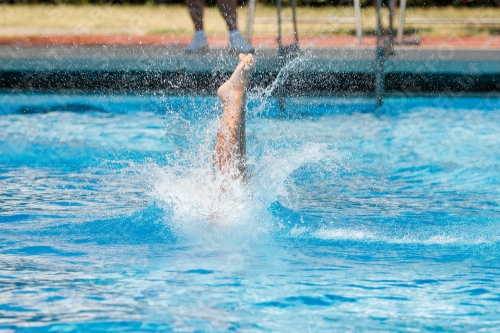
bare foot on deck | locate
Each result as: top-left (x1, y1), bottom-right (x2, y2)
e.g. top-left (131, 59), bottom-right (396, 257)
top-left (217, 53), bottom-right (255, 101)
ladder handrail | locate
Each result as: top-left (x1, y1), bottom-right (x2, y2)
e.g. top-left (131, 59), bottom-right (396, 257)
top-left (245, 0), bottom-right (256, 41)
top-left (405, 18), bottom-right (500, 24)
top-left (354, 0), bottom-right (362, 44)
top-left (253, 18), bottom-right (358, 23)
top-left (246, 2), bottom-right (363, 44)
top-left (397, 4), bottom-right (500, 43)
top-left (397, 0), bottom-right (407, 43)
top-left (375, 0), bottom-right (384, 106)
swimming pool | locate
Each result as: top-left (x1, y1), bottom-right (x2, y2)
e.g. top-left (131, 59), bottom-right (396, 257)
top-left (1, 92), bottom-right (499, 331)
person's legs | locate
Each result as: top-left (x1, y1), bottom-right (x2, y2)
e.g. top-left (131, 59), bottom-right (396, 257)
top-left (186, 0), bottom-right (209, 52)
top-left (185, 0), bottom-right (252, 53)
top-left (213, 53), bottom-right (254, 178)
top-left (187, 0), bottom-right (205, 30)
top-left (188, 0), bottom-right (237, 31)
top-left (217, 0), bottom-right (253, 53)
top-left (216, 0), bottom-right (238, 31)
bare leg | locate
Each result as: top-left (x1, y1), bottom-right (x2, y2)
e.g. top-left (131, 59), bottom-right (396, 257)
top-left (187, 0), bottom-right (237, 32)
top-left (217, 0), bottom-right (238, 31)
top-left (187, 0), bottom-right (205, 31)
top-left (214, 53), bottom-right (254, 178)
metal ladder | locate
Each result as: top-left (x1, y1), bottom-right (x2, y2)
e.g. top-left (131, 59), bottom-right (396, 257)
top-left (374, 0), bottom-right (397, 106)
top-left (397, 0), bottom-right (500, 44)
top-left (245, 0), bottom-right (364, 45)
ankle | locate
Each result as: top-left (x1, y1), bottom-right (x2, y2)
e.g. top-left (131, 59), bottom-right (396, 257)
top-left (229, 30), bottom-right (241, 41)
top-left (194, 30), bottom-right (206, 39)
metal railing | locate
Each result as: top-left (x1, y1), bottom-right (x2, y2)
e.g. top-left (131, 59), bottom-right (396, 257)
top-left (246, 0), bottom-right (364, 45)
top-left (397, 0), bottom-right (500, 43)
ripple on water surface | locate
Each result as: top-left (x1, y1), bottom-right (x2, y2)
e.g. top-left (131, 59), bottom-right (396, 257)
top-left (0, 93), bottom-right (500, 331)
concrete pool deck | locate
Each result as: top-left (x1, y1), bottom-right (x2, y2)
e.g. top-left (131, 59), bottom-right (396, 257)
top-left (0, 35), bottom-right (499, 94)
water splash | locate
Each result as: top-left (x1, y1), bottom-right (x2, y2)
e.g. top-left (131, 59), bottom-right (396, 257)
top-left (148, 58), bottom-right (336, 240)
top-left (247, 53), bottom-right (312, 117)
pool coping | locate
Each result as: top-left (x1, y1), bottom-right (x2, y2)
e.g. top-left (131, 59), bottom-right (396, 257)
top-left (0, 45), bottom-right (498, 94)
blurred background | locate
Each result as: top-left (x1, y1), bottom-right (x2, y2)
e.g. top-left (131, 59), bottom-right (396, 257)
top-left (0, 0), bottom-right (498, 42)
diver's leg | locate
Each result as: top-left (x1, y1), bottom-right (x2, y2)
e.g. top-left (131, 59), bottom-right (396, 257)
top-left (237, 104), bottom-right (246, 175)
top-left (213, 53), bottom-right (254, 176)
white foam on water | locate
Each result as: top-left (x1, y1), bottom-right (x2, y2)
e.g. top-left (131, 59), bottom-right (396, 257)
top-left (423, 235), bottom-right (459, 245)
top-left (289, 225), bottom-right (308, 236)
top-left (147, 116), bottom-right (257, 238)
top-left (314, 228), bottom-right (376, 240)
top-left (309, 225), bottom-right (498, 245)
top-left (382, 234), bottom-right (460, 245)
top-left (148, 133), bottom-right (331, 243)
top-left (387, 234), bottom-right (494, 246)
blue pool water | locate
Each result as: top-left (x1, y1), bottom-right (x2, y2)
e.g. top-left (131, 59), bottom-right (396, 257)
top-left (1, 92), bottom-right (500, 332)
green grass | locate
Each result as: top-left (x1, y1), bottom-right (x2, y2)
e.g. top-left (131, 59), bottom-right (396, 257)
top-left (0, 4), bottom-right (498, 37)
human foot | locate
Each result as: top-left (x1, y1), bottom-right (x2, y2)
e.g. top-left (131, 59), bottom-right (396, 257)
top-left (229, 31), bottom-right (254, 54)
top-left (185, 30), bottom-right (209, 54)
top-left (217, 53), bottom-right (255, 101)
